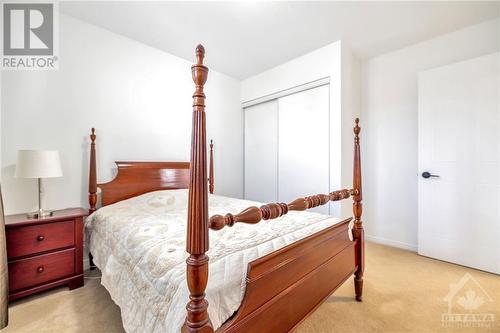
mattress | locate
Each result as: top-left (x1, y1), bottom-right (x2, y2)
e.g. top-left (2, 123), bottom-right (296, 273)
top-left (85, 189), bottom-right (347, 333)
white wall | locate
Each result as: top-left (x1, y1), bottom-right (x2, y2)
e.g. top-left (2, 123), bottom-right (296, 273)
top-left (242, 41), bottom-right (360, 217)
top-left (361, 18), bottom-right (500, 251)
top-left (340, 43), bottom-right (361, 216)
top-left (0, 70), bottom-right (2, 183)
top-left (1, 14), bottom-right (243, 215)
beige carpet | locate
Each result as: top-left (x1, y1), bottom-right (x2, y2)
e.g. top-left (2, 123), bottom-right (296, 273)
top-left (2, 242), bottom-right (499, 333)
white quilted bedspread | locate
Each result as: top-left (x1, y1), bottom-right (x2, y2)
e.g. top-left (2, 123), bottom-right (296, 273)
top-left (85, 189), bottom-right (344, 333)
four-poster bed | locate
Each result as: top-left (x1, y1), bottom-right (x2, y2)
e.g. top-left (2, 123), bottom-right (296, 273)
top-left (86, 45), bottom-right (364, 333)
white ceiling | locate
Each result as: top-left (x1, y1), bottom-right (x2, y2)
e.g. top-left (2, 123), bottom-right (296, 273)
top-left (60, 1), bottom-right (499, 79)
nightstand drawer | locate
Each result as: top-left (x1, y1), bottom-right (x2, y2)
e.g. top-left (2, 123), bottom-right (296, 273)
top-left (6, 220), bottom-right (75, 259)
top-left (8, 248), bottom-right (75, 291)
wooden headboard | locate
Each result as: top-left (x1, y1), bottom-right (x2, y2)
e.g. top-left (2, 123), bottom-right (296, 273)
top-left (88, 128), bottom-right (214, 213)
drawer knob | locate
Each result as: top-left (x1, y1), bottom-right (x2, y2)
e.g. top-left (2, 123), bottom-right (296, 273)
top-left (37, 266), bottom-right (44, 273)
top-left (37, 235), bottom-right (45, 242)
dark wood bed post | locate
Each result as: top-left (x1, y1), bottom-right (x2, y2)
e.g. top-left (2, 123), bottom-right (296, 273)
top-left (89, 128), bottom-right (97, 214)
top-left (182, 45), bottom-right (214, 333)
top-left (209, 140), bottom-right (214, 194)
top-left (88, 128), bottom-right (98, 270)
top-left (352, 118), bottom-right (364, 302)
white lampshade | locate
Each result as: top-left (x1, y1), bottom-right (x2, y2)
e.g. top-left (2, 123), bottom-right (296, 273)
top-left (15, 150), bottom-right (63, 179)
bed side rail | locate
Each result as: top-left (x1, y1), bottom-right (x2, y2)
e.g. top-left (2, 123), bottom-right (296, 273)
top-left (209, 188), bottom-right (356, 230)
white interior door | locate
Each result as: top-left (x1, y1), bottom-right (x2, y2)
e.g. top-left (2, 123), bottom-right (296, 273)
top-left (244, 100), bottom-right (278, 202)
top-left (278, 85), bottom-right (330, 214)
top-left (418, 53), bottom-right (500, 274)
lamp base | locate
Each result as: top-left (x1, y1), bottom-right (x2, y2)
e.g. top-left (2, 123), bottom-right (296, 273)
top-left (27, 210), bottom-right (54, 219)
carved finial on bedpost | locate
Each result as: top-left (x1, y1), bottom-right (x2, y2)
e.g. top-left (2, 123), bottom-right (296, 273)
top-left (209, 140), bottom-right (214, 194)
top-left (196, 44), bottom-right (205, 65)
top-left (192, 44), bottom-right (208, 110)
top-left (89, 128), bottom-right (97, 214)
top-left (354, 118), bottom-right (360, 144)
top-left (352, 118), bottom-right (364, 302)
top-left (183, 45), bottom-right (214, 333)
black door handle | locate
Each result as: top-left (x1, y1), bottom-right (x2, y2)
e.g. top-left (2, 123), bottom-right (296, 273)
top-left (422, 171), bottom-right (440, 179)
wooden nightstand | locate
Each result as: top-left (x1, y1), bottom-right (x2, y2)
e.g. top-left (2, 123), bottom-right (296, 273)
top-left (5, 208), bottom-right (87, 301)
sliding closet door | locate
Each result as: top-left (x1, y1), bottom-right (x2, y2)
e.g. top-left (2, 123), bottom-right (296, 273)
top-left (278, 85), bottom-right (330, 214)
top-left (244, 100), bottom-right (278, 202)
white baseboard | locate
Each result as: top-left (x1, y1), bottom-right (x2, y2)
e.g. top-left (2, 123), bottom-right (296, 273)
top-left (365, 234), bottom-right (417, 252)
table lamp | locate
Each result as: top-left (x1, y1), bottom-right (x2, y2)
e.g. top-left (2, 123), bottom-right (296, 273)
top-left (15, 150), bottom-right (63, 218)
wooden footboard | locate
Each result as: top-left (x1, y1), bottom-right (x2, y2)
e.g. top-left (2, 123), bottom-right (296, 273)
top-left (219, 219), bottom-right (355, 333)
